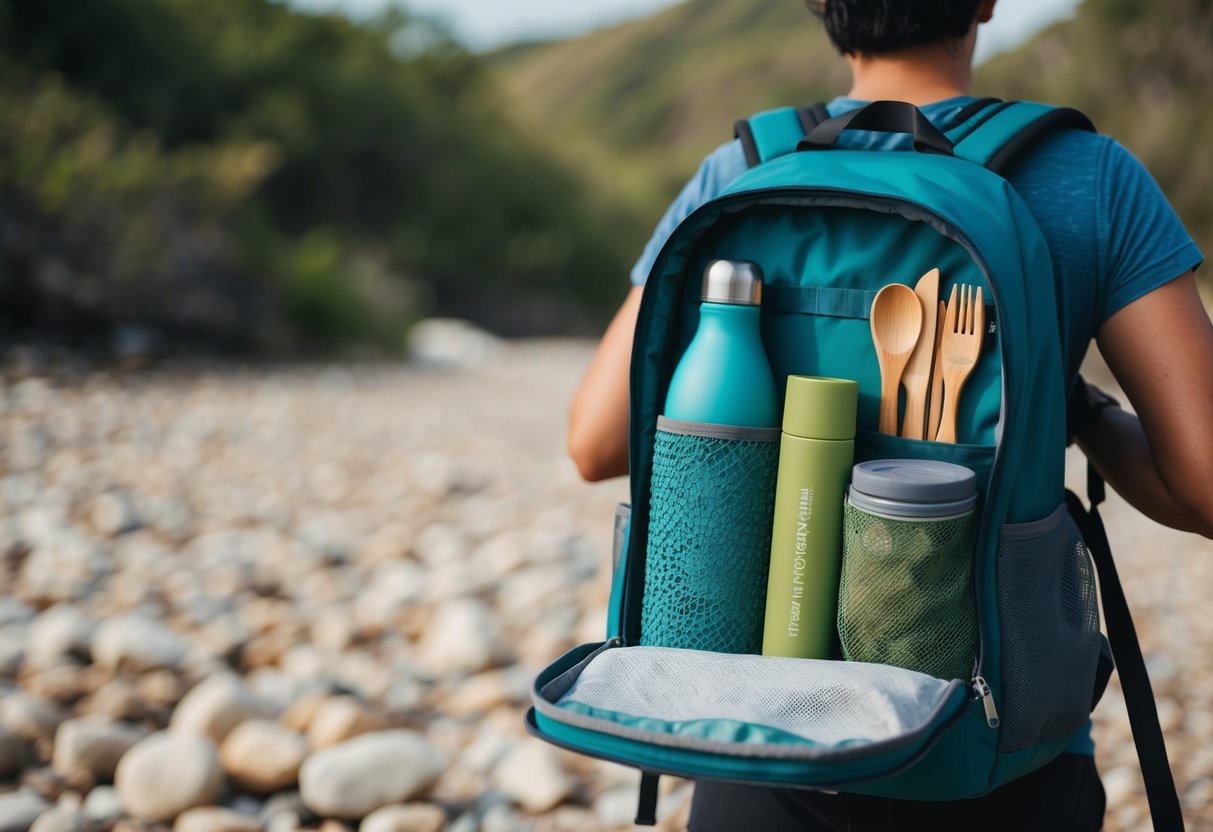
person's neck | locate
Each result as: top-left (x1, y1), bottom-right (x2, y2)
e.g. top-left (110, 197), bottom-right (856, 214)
top-left (844, 44), bottom-right (974, 105)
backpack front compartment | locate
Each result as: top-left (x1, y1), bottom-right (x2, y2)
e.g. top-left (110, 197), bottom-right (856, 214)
top-left (530, 188), bottom-right (1004, 796)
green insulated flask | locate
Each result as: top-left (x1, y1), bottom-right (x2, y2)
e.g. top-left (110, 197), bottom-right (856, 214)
top-left (761, 375), bottom-right (858, 659)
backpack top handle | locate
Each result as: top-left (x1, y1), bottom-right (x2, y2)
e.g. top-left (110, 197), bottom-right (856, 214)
top-left (798, 100), bottom-right (955, 156)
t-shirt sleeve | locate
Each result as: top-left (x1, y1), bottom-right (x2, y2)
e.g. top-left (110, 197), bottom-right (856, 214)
top-left (1097, 138), bottom-right (1204, 325)
top-left (629, 140), bottom-right (750, 286)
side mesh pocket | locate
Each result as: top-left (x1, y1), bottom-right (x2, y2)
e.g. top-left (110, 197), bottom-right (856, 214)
top-left (997, 503), bottom-right (1101, 751)
top-left (640, 417), bottom-right (779, 654)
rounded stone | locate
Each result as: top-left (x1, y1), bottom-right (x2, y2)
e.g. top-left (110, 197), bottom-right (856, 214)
top-left (298, 731), bottom-right (446, 820)
top-left (304, 696), bottom-right (386, 750)
top-left (0, 791), bottom-right (51, 832)
top-left (219, 721), bottom-right (307, 794)
top-left (173, 807), bottom-right (263, 832)
top-left (170, 675), bottom-right (276, 745)
top-left (53, 719), bottom-right (145, 782)
top-left (29, 807), bottom-right (92, 832)
top-left (114, 733), bottom-right (224, 822)
top-left (358, 804), bottom-right (445, 832)
top-left (491, 743), bottom-right (573, 813)
top-left (92, 618), bottom-right (188, 673)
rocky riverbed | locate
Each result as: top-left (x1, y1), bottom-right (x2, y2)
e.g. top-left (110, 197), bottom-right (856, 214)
top-left (0, 337), bottom-right (1209, 832)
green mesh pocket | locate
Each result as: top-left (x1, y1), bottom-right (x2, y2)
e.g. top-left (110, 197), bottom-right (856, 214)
top-left (837, 501), bottom-right (977, 680)
top-left (640, 418), bottom-right (780, 653)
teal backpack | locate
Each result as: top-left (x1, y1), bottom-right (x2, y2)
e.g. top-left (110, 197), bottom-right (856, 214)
top-left (526, 100), bottom-right (1183, 829)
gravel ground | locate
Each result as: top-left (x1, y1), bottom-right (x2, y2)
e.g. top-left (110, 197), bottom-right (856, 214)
top-left (0, 337), bottom-right (1208, 832)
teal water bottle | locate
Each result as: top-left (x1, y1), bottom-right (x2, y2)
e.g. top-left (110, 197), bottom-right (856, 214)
top-left (663, 260), bottom-right (778, 426)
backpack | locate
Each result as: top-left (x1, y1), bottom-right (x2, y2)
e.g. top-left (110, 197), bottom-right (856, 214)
top-left (525, 99), bottom-right (1184, 829)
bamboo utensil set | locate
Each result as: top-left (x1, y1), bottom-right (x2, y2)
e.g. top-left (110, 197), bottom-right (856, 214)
top-left (870, 271), bottom-right (983, 442)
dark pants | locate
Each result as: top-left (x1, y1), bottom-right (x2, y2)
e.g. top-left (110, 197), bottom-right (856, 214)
top-left (688, 753), bottom-right (1105, 831)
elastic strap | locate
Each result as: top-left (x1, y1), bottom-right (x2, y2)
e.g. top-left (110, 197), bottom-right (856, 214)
top-left (634, 771), bottom-right (660, 826)
top-left (1066, 465), bottom-right (1185, 831)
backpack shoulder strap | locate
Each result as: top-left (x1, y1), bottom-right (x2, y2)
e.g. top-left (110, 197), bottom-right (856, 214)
top-left (951, 100), bottom-right (1096, 174)
top-left (734, 102), bottom-right (831, 168)
top-left (1066, 463), bottom-right (1186, 831)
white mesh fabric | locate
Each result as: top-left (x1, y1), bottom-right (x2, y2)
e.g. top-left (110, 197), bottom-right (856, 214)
top-left (557, 647), bottom-right (952, 748)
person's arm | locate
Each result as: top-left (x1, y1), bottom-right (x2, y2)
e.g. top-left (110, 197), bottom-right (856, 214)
top-left (568, 286), bottom-right (643, 481)
top-left (1075, 272), bottom-right (1213, 538)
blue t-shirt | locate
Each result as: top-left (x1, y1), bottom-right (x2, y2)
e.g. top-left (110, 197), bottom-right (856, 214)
top-left (630, 96), bottom-right (1203, 756)
top-left (631, 96), bottom-right (1204, 387)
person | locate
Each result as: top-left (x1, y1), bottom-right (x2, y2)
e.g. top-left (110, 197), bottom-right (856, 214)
top-left (567, 0), bottom-right (1213, 828)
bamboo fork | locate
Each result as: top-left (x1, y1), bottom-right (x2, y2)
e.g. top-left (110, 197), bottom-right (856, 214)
top-left (934, 284), bottom-right (984, 444)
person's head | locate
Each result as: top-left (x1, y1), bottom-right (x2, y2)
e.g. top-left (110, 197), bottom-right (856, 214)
top-left (810, 0), bottom-right (996, 57)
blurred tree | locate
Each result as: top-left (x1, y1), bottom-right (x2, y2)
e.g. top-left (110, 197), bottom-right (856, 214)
top-left (0, 0), bottom-right (641, 352)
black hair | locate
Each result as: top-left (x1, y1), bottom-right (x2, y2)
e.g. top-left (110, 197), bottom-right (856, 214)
top-left (808, 0), bottom-right (985, 56)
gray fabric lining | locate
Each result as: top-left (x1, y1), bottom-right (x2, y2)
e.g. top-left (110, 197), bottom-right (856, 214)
top-left (532, 645), bottom-right (964, 761)
top-left (655, 417), bottom-right (781, 442)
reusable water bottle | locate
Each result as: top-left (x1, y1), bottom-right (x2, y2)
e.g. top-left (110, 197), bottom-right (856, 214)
top-left (663, 260), bottom-right (778, 427)
top-left (641, 259), bottom-right (780, 653)
top-left (761, 375), bottom-right (859, 659)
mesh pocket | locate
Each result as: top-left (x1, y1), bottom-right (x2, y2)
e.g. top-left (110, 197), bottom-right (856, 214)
top-left (997, 504), bottom-right (1101, 751)
top-left (640, 418), bottom-right (779, 653)
top-left (837, 501), bottom-right (977, 680)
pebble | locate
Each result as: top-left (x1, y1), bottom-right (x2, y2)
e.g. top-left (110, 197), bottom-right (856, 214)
top-left (1101, 766), bottom-right (1139, 808)
top-left (28, 807), bottom-right (91, 832)
top-left (173, 807), bottom-right (263, 832)
top-left (442, 670), bottom-right (525, 718)
top-left (114, 733), bottom-right (225, 822)
top-left (491, 744), bottom-right (574, 813)
top-left (25, 607), bottom-right (93, 667)
top-left (357, 804), bottom-right (446, 832)
top-left (0, 727), bottom-right (29, 778)
top-left (0, 791), bottom-right (50, 832)
top-left (407, 318), bottom-right (500, 371)
top-left (416, 600), bottom-right (496, 677)
top-left (80, 787), bottom-right (124, 823)
top-left (304, 696), bottom-right (387, 750)
top-left (298, 731), bottom-right (447, 820)
top-left (0, 693), bottom-right (65, 744)
top-left (170, 675), bottom-right (276, 744)
top-left (0, 350), bottom-right (1206, 832)
top-left (592, 787), bottom-right (635, 829)
top-left (92, 617), bottom-right (188, 673)
top-left (52, 718), bottom-right (145, 781)
top-left (220, 721), bottom-right (307, 793)
top-left (85, 492), bottom-right (139, 538)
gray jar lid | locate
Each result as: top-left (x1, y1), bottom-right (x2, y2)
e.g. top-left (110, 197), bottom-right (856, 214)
top-left (702, 259), bottom-right (763, 305)
top-left (848, 459), bottom-right (977, 519)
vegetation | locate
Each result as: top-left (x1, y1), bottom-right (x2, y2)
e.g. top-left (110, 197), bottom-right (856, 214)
top-left (494, 0), bottom-right (1210, 289)
top-left (0, 0), bottom-right (643, 351)
top-left (2, 0), bottom-right (1205, 352)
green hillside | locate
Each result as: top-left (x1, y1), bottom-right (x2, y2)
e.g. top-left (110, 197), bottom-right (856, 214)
top-left (0, 0), bottom-right (643, 350)
top-left (492, 0), bottom-right (848, 213)
top-left (979, 0), bottom-right (1213, 274)
top-left (492, 0), bottom-right (1210, 287)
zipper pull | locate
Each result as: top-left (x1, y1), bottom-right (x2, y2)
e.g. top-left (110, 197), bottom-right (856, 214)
top-left (972, 676), bottom-right (1000, 728)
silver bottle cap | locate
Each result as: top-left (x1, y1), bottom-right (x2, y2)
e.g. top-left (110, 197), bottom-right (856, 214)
top-left (702, 259), bottom-right (763, 305)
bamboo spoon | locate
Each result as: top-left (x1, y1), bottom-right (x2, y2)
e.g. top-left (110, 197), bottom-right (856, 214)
top-left (900, 268), bottom-right (940, 440)
top-left (935, 284), bottom-right (985, 444)
top-left (869, 283), bottom-right (923, 435)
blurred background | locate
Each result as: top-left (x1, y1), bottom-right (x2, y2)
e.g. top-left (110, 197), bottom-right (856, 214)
top-left (0, 1), bottom-right (1210, 831)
